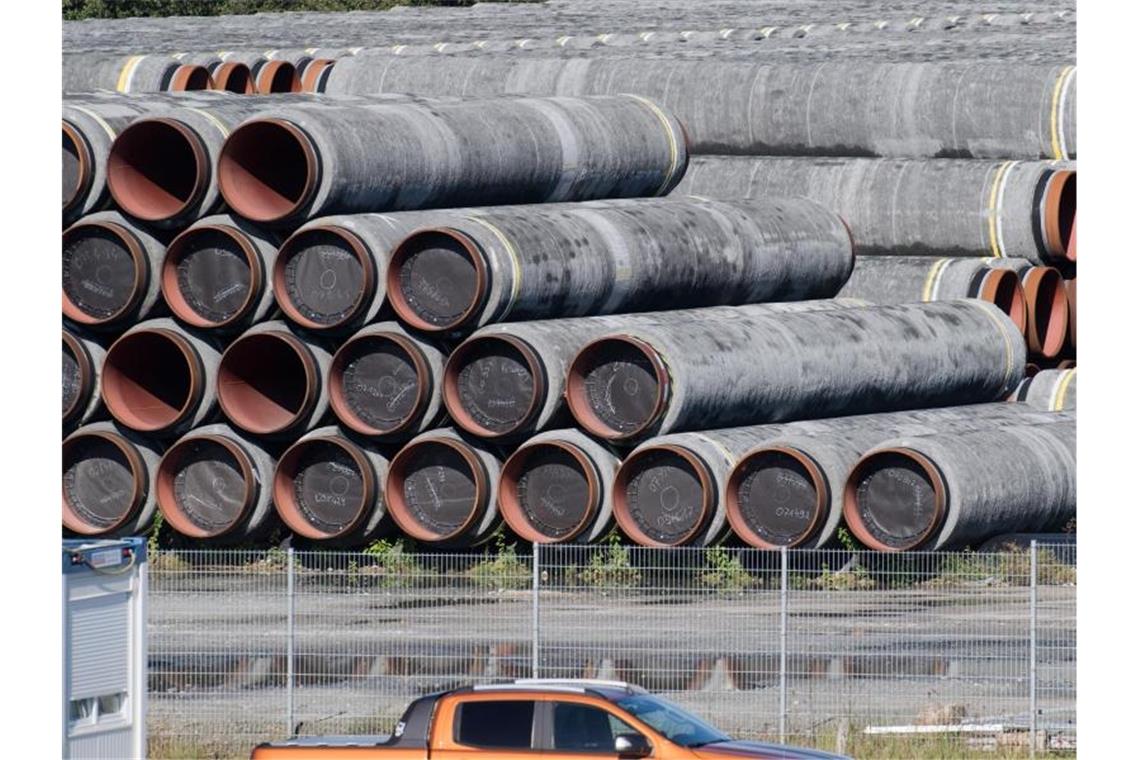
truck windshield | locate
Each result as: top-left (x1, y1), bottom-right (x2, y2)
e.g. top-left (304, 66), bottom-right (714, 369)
top-left (614, 694), bottom-right (731, 748)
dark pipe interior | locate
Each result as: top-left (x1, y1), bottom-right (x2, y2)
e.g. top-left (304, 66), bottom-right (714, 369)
top-left (103, 332), bottom-right (193, 430)
top-left (1058, 173), bottom-right (1076, 255)
top-left (217, 64), bottom-right (252, 93)
top-left (63, 127), bottom-right (82, 207)
top-left (264, 62), bottom-right (300, 93)
top-left (109, 120), bottom-right (202, 220)
top-left (218, 120), bottom-right (311, 221)
top-left (218, 333), bottom-right (310, 433)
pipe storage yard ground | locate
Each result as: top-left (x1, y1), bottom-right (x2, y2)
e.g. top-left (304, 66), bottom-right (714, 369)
top-left (63, 1), bottom-right (1076, 756)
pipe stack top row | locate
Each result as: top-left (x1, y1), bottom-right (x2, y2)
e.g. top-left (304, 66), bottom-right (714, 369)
top-left (62, 37), bottom-right (1076, 553)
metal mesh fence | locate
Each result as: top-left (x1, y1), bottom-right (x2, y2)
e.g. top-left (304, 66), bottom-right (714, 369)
top-left (146, 542), bottom-right (1075, 759)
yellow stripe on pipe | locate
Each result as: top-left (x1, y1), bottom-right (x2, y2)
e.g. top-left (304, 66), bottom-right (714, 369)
top-left (115, 55), bottom-right (146, 92)
top-left (921, 258), bottom-right (953, 302)
top-left (1052, 368), bottom-right (1076, 411)
top-left (967, 300), bottom-right (1016, 392)
top-left (622, 94), bottom-right (681, 196)
top-left (1050, 65), bottom-right (1076, 160)
top-left (986, 161), bottom-right (1016, 258)
top-left (463, 216), bottom-right (523, 313)
top-left (68, 106), bottom-right (117, 141)
top-left (184, 107), bottom-right (230, 138)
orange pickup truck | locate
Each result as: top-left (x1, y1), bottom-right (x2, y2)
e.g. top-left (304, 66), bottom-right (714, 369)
top-left (251, 679), bottom-right (849, 759)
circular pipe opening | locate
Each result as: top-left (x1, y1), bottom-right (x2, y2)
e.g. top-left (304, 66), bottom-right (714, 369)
top-left (256, 60), bottom-right (302, 93)
top-left (62, 120), bottom-right (92, 213)
top-left (1041, 170), bottom-right (1077, 262)
top-left (168, 64), bottom-right (212, 91)
top-left (443, 334), bottom-right (545, 439)
top-left (1064, 277), bottom-right (1076, 350)
top-left (612, 444), bottom-right (713, 547)
top-left (102, 329), bottom-right (203, 433)
top-left (62, 430), bottom-right (145, 535)
top-left (384, 438), bottom-right (488, 543)
top-left (62, 221), bottom-right (147, 326)
top-left (156, 435), bottom-right (256, 539)
top-left (108, 118), bottom-right (209, 222)
top-left (386, 228), bottom-right (489, 333)
top-left (975, 268), bottom-right (1027, 335)
top-left (1025, 362), bottom-right (1041, 378)
top-left (499, 441), bottom-right (600, 543)
top-left (273, 434), bottom-right (375, 540)
top-left (273, 226), bottom-right (374, 330)
top-left (1021, 267), bottom-right (1068, 359)
top-left (211, 61), bottom-right (254, 93)
top-left (162, 225), bottom-right (262, 329)
top-left (725, 447), bottom-right (828, 549)
top-left (566, 336), bottom-right (670, 441)
top-left (328, 330), bottom-right (430, 437)
top-left (62, 331), bottom-right (95, 424)
top-left (218, 118), bottom-right (318, 224)
top-left (217, 331), bottom-right (318, 436)
top-left (301, 59), bottom-right (335, 92)
top-left (842, 448), bottom-right (947, 552)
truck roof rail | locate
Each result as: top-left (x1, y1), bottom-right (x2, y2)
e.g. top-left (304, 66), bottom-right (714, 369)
top-left (472, 683), bottom-right (587, 694)
top-left (511, 678), bottom-right (636, 689)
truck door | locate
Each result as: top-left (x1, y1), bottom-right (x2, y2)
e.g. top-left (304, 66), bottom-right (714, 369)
top-left (541, 701), bottom-right (659, 759)
top-left (435, 697), bottom-right (542, 760)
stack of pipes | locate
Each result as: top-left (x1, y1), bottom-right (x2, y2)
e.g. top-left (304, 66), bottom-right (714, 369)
top-left (62, 15), bottom-right (1076, 553)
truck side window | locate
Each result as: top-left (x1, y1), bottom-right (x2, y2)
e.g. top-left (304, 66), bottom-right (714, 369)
top-left (454, 700), bottom-right (537, 749)
top-left (552, 702), bottom-right (636, 751)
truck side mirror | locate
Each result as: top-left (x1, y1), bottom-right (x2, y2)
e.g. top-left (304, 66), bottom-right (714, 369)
top-left (614, 732), bottom-right (652, 758)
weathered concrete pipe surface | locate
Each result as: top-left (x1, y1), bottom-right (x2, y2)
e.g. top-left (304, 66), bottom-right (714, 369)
top-left (217, 320), bottom-right (333, 438)
top-left (63, 327), bottom-right (107, 432)
top-left (498, 428), bottom-right (621, 544)
top-left (272, 425), bottom-right (395, 545)
top-left (986, 257), bottom-right (1069, 358)
top-left (63, 421), bottom-right (162, 537)
top-left (213, 51), bottom-right (301, 93)
top-left (384, 427), bottom-right (504, 547)
top-left (171, 54), bottom-right (254, 93)
top-left (328, 321), bottom-right (449, 441)
top-left (156, 423), bottom-right (278, 542)
top-left (162, 214), bottom-right (282, 333)
top-left (446, 299), bottom-right (868, 441)
top-left (567, 299), bottom-right (1027, 441)
top-left (216, 94), bottom-right (687, 225)
top-left (64, 53), bottom-right (213, 93)
top-left (613, 401), bottom-right (1066, 548)
top-left (323, 58), bottom-right (1076, 160)
top-left (108, 95), bottom-right (301, 227)
top-left (1012, 368), bottom-right (1076, 411)
top-left (101, 318), bottom-right (222, 437)
top-left (272, 211), bottom-right (448, 333)
top-left (386, 196), bottom-right (853, 334)
top-left (844, 419), bottom-right (1075, 551)
top-left (837, 256), bottom-right (1027, 333)
top-left (63, 210), bottom-right (171, 331)
top-left (673, 157), bottom-right (1076, 264)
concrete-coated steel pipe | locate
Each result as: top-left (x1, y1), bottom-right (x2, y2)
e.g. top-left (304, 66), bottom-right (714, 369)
top-left (328, 321), bottom-right (449, 441)
top-left (63, 327), bottom-right (107, 432)
top-left (385, 196), bottom-right (853, 334)
top-left (567, 300), bottom-right (1027, 442)
top-left (272, 425), bottom-right (395, 545)
top-left (63, 210), bottom-right (171, 331)
top-left (161, 214), bottom-right (282, 333)
top-left (383, 427), bottom-right (504, 547)
top-left (216, 95), bottom-right (687, 226)
top-left (172, 53), bottom-right (254, 93)
top-left (986, 258), bottom-right (1069, 358)
top-left (217, 320), bottom-right (333, 438)
top-left (101, 318), bottom-right (222, 437)
top-left (156, 423), bottom-right (278, 542)
top-left (64, 53), bottom-right (213, 94)
top-left (322, 58), bottom-right (1076, 160)
top-left (214, 51), bottom-right (302, 93)
top-left (843, 420), bottom-right (1075, 551)
top-left (674, 158), bottom-right (1076, 264)
top-left (498, 429), bottom-right (620, 544)
top-left (1011, 368), bottom-right (1076, 411)
top-left (444, 300), bottom-right (867, 441)
top-left (63, 421), bottom-right (162, 537)
top-left (837, 256), bottom-right (1027, 333)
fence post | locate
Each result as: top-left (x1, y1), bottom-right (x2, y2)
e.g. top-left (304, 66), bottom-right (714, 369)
top-left (779, 546), bottom-right (788, 744)
top-left (286, 547), bottom-right (295, 736)
top-left (532, 543), bottom-right (540, 678)
top-left (1029, 540), bottom-right (1038, 758)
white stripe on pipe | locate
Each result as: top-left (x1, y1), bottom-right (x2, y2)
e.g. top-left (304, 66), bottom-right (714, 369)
top-left (68, 106), bottom-right (117, 141)
top-left (1056, 67), bottom-right (1077, 160)
top-left (992, 160), bottom-right (1019, 258)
